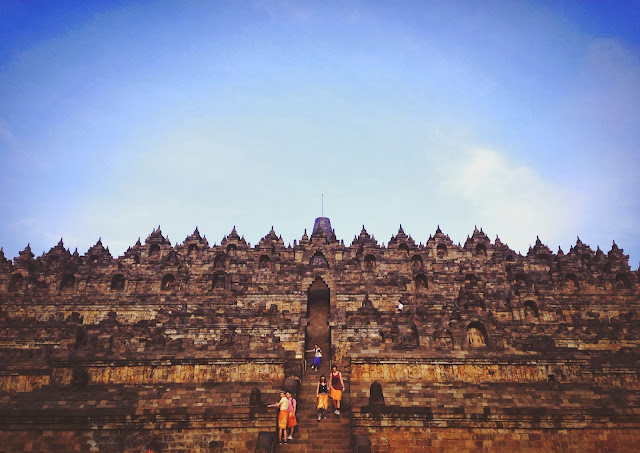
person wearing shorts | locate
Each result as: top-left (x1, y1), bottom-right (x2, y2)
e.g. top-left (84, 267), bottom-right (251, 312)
top-left (317, 374), bottom-right (329, 420)
top-left (329, 365), bottom-right (345, 415)
top-left (306, 344), bottom-right (322, 371)
top-left (286, 391), bottom-right (297, 440)
top-left (268, 391), bottom-right (289, 444)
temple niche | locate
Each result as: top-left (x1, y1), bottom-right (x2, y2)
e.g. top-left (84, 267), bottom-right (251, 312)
top-left (617, 273), bottom-right (631, 289)
top-left (310, 251), bottom-right (329, 268)
top-left (226, 243), bottom-right (237, 256)
top-left (8, 273), bottom-right (22, 292)
top-left (391, 323), bottom-right (419, 349)
top-left (60, 273), bottom-right (75, 291)
top-left (259, 254), bottom-right (271, 269)
top-left (161, 274), bottom-right (175, 291)
top-left (0, 222), bottom-right (639, 452)
top-left (364, 254), bottom-right (376, 271)
top-left (434, 329), bottom-right (454, 349)
top-left (149, 243), bottom-right (160, 257)
top-left (523, 300), bottom-right (539, 319)
top-left (415, 274), bottom-right (427, 291)
top-left (464, 273), bottom-right (478, 289)
top-left (214, 254), bottom-right (225, 269)
top-left (565, 273), bottom-right (579, 290)
top-left (467, 323), bottom-right (487, 347)
top-left (212, 273), bottom-right (225, 290)
top-left (110, 274), bottom-right (125, 291)
top-left (411, 255), bottom-right (423, 271)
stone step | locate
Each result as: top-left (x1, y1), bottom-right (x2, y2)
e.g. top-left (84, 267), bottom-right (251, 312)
top-left (294, 416), bottom-right (348, 423)
top-left (288, 317), bottom-right (351, 453)
top-left (295, 433), bottom-right (350, 440)
top-left (277, 447), bottom-right (351, 451)
top-left (295, 419), bottom-right (348, 426)
top-left (279, 438), bottom-right (352, 445)
top-left (292, 434), bottom-right (350, 440)
top-left (299, 433), bottom-right (350, 437)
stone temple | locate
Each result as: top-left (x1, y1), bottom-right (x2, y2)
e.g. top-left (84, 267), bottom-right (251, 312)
top-left (0, 218), bottom-right (639, 452)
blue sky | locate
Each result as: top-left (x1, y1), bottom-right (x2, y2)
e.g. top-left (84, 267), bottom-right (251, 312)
top-left (1, 0), bottom-right (639, 268)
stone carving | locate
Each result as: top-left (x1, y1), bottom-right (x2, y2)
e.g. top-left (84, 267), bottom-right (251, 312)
top-left (259, 255), bottom-right (271, 269)
top-left (214, 254), bottom-right (225, 269)
top-left (434, 334), bottom-right (453, 349)
top-left (110, 274), bottom-right (125, 291)
top-left (212, 273), bottom-right (225, 290)
top-left (161, 274), bottom-right (175, 291)
top-left (364, 254), bottom-right (376, 271)
top-left (524, 300), bottom-right (539, 319)
top-left (467, 326), bottom-right (487, 347)
top-left (415, 274), bottom-right (427, 291)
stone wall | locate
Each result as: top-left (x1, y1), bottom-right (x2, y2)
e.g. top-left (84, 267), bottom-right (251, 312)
top-left (1, 221), bottom-right (639, 451)
top-left (352, 428), bottom-right (640, 453)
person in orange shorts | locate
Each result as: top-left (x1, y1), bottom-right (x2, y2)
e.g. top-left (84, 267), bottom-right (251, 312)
top-left (316, 374), bottom-right (329, 420)
top-left (268, 391), bottom-right (289, 444)
top-left (329, 365), bottom-right (345, 415)
top-left (286, 391), bottom-right (297, 440)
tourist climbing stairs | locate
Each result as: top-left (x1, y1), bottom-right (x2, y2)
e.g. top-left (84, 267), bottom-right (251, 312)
top-left (276, 298), bottom-right (352, 452)
top-left (277, 364), bottom-right (352, 452)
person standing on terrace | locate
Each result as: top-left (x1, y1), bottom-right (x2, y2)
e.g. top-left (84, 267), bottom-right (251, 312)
top-left (268, 391), bottom-right (289, 444)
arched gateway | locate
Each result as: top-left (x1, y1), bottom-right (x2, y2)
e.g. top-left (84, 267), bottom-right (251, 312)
top-left (306, 277), bottom-right (331, 371)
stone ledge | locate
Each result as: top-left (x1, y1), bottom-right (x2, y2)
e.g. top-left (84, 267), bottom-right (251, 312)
top-left (353, 405), bottom-right (640, 429)
top-left (0, 405), bottom-right (276, 429)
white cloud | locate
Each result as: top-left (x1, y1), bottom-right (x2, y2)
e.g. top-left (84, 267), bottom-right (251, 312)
top-left (441, 147), bottom-right (583, 254)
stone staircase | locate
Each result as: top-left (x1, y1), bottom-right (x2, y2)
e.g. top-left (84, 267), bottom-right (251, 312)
top-left (275, 299), bottom-right (352, 452)
top-left (276, 367), bottom-right (352, 452)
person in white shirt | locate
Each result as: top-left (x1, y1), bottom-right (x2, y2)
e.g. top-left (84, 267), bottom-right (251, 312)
top-left (306, 344), bottom-right (322, 371)
top-left (268, 391), bottom-right (289, 444)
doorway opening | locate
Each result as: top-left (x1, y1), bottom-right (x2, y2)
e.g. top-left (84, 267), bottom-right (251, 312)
top-left (306, 278), bottom-right (331, 373)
